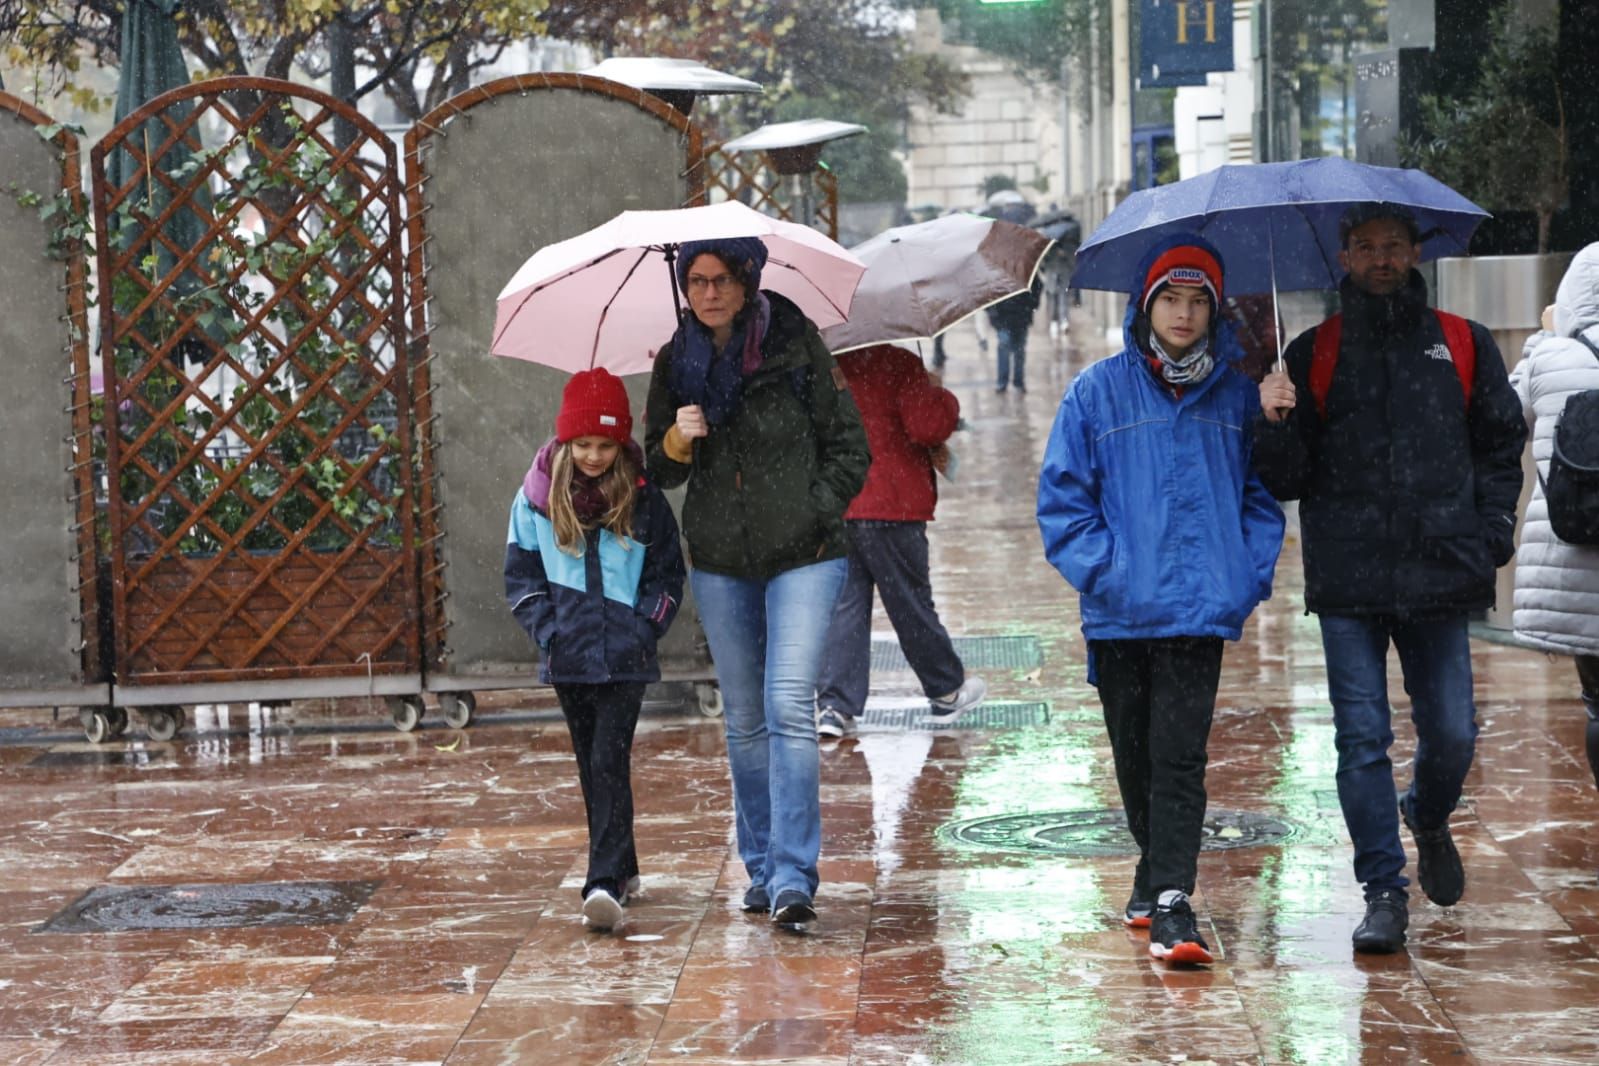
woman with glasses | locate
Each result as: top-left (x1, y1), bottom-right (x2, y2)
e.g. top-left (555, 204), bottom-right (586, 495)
top-left (644, 238), bottom-right (869, 931)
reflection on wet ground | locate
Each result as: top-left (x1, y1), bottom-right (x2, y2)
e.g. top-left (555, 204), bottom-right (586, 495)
top-left (3, 318), bottom-right (1597, 1064)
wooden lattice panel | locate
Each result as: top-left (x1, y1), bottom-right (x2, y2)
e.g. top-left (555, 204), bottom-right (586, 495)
top-left (702, 147), bottom-right (839, 241)
top-left (90, 78), bottom-right (419, 684)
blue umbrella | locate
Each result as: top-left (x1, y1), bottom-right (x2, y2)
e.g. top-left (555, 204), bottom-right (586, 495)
top-left (1072, 157), bottom-right (1489, 297)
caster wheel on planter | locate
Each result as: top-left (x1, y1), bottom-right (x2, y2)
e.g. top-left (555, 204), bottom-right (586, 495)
top-left (387, 695), bottom-right (424, 733)
top-left (106, 707), bottom-right (129, 739)
top-left (143, 705), bottom-right (185, 742)
top-left (82, 709), bottom-right (113, 744)
top-left (440, 691), bottom-right (476, 730)
top-left (694, 682), bottom-right (723, 718)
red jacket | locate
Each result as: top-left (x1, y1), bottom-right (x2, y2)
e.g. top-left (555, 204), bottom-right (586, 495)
top-left (836, 344), bottom-right (960, 521)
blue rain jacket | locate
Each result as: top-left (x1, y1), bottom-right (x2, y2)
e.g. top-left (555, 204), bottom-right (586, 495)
top-left (1037, 239), bottom-right (1285, 644)
top-left (504, 452), bottom-right (685, 685)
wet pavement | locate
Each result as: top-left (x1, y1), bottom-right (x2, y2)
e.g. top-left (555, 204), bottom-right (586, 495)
top-left (3, 319), bottom-right (1599, 1064)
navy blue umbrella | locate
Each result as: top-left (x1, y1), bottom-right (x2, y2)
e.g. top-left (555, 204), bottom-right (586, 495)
top-left (1072, 157), bottom-right (1488, 297)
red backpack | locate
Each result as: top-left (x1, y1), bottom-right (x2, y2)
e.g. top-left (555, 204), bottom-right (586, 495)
top-left (1309, 310), bottom-right (1476, 418)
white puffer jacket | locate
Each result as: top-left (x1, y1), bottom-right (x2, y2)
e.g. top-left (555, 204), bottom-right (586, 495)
top-left (1511, 242), bottom-right (1599, 656)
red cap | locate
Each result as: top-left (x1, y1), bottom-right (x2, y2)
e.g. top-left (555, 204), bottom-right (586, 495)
top-left (1142, 245), bottom-right (1223, 313)
top-left (555, 368), bottom-right (633, 444)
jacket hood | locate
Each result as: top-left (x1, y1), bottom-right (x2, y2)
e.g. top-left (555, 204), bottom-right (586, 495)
top-left (522, 434), bottom-right (646, 512)
top-left (1120, 232), bottom-right (1243, 370)
top-left (1555, 242), bottom-right (1599, 344)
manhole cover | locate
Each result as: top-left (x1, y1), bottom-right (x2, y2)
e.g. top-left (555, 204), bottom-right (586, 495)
top-left (858, 701), bottom-right (1049, 731)
top-left (940, 808), bottom-right (1302, 857)
top-left (871, 635), bottom-right (1041, 672)
top-left (36, 880), bottom-right (379, 933)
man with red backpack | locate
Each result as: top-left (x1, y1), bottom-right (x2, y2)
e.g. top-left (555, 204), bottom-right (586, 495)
top-left (1255, 203), bottom-right (1526, 955)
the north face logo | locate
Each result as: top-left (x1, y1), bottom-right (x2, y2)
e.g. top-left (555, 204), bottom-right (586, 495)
top-left (1426, 344), bottom-right (1452, 363)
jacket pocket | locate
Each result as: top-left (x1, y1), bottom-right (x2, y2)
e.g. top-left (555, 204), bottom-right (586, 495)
top-left (1417, 508), bottom-right (1490, 572)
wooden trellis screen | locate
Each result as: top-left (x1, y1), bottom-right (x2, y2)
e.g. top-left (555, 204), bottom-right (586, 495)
top-left (89, 79), bottom-right (421, 685)
top-left (701, 146), bottom-right (839, 240)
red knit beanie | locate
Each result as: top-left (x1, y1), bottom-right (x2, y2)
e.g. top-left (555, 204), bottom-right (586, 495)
top-left (555, 368), bottom-right (633, 444)
top-left (1141, 244), bottom-right (1223, 313)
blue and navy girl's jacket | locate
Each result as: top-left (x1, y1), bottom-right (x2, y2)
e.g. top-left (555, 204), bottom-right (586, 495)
top-left (504, 437), bottom-right (685, 684)
top-left (1036, 239), bottom-right (1285, 644)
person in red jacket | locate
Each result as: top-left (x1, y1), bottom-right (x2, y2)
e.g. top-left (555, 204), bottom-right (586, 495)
top-left (815, 344), bottom-right (988, 737)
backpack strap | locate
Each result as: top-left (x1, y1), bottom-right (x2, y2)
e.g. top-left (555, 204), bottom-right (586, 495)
top-left (1434, 310), bottom-right (1475, 408)
top-left (1309, 313), bottom-right (1342, 419)
top-left (1309, 310), bottom-right (1476, 419)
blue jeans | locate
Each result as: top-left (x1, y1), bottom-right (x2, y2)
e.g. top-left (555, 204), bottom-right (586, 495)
top-left (1319, 613), bottom-right (1479, 900)
top-left (994, 323), bottom-right (1027, 390)
top-left (692, 558), bottom-right (846, 901)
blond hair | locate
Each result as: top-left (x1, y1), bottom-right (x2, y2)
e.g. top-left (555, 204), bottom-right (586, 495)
top-left (547, 442), bottom-right (640, 556)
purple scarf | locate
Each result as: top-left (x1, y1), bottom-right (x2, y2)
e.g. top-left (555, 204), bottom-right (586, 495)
top-left (522, 435), bottom-right (646, 516)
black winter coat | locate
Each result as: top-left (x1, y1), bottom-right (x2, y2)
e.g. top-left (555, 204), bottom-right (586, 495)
top-left (1252, 272), bottom-right (1526, 617)
top-left (644, 292), bottom-right (871, 579)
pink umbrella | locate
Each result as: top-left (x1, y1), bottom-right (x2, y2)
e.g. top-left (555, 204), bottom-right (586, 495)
top-left (493, 200), bottom-right (866, 376)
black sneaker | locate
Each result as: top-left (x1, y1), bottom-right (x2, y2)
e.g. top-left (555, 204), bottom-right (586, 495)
top-left (1351, 890), bottom-right (1409, 954)
top-left (741, 883), bottom-right (770, 914)
top-left (1404, 809), bottom-right (1464, 907)
top-left (1148, 894), bottom-right (1213, 965)
top-left (771, 889), bottom-right (816, 931)
top-left (1124, 860), bottom-right (1154, 928)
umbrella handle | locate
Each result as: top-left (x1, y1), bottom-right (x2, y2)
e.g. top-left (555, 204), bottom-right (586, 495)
top-left (664, 243), bottom-right (685, 328)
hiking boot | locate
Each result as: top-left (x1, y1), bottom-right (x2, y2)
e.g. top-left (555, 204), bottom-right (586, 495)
top-left (1148, 893), bottom-right (1213, 965)
top-left (581, 887), bottom-right (623, 931)
top-left (929, 676), bottom-right (988, 725)
top-left (816, 707), bottom-right (856, 739)
top-left (1404, 808), bottom-right (1464, 907)
top-left (1124, 862), bottom-right (1154, 929)
top-left (741, 883), bottom-right (770, 914)
top-left (771, 889), bottom-right (816, 931)
top-left (1352, 891), bottom-right (1409, 954)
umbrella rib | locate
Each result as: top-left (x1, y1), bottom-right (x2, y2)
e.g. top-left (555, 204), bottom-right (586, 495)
top-left (589, 247), bottom-right (655, 371)
top-left (491, 247), bottom-right (630, 354)
top-left (768, 254), bottom-right (853, 324)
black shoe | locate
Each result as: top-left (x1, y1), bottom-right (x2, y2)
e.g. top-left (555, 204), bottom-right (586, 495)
top-left (1124, 859), bottom-right (1154, 928)
top-left (771, 889), bottom-right (816, 931)
top-left (1147, 893), bottom-right (1213, 964)
top-left (1352, 890), bottom-right (1408, 953)
top-left (1404, 809), bottom-right (1464, 907)
top-left (741, 883), bottom-right (770, 914)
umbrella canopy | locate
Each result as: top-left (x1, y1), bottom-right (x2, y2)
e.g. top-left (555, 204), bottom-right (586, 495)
top-left (820, 213), bottom-right (1053, 354)
top-left (107, 0), bottom-right (208, 296)
top-left (493, 200), bottom-right (865, 376)
top-left (1072, 157), bottom-right (1489, 295)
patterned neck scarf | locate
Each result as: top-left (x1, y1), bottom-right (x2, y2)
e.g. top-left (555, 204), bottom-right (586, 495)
top-left (1149, 331), bottom-right (1215, 387)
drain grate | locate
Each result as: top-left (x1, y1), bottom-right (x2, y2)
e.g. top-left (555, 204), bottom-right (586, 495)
top-left (37, 880), bottom-right (379, 933)
top-left (870, 634), bottom-right (1042, 673)
top-left (940, 808), bottom-right (1303, 857)
top-left (858, 701), bottom-right (1049, 731)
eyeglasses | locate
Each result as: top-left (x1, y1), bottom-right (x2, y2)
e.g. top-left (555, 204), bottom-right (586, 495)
top-left (685, 273), bottom-right (741, 295)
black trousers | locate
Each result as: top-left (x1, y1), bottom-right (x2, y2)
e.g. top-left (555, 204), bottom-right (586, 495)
top-left (1091, 637), bottom-right (1224, 897)
top-left (554, 681), bottom-right (645, 898)
top-left (1578, 655), bottom-right (1599, 790)
top-left (816, 520), bottom-right (965, 718)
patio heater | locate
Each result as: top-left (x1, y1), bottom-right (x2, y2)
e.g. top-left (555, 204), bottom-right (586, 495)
top-left (580, 56), bottom-right (762, 116)
top-left (720, 119), bottom-right (867, 231)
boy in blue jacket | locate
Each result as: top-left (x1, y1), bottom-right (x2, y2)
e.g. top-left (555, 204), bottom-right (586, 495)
top-left (505, 368), bottom-right (685, 932)
top-left (1037, 235), bottom-right (1284, 964)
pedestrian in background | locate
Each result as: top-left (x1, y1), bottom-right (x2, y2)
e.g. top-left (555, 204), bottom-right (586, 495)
top-left (987, 276), bottom-right (1041, 393)
top-left (815, 343), bottom-right (987, 739)
top-left (1510, 243), bottom-right (1599, 811)
top-left (504, 368), bottom-right (685, 933)
top-left (644, 237), bottom-right (870, 931)
top-left (1038, 234), bottom-right (1285, 966)
top-left (1255, 203), bottom-right (1526, 954)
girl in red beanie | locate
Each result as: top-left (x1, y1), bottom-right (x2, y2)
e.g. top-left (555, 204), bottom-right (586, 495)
top-left (505, 368), bottom-right (686, 932)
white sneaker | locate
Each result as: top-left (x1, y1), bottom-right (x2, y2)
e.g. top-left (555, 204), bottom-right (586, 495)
top-left (581, 888), bottom-right (623, 930)
top-left (928, 676), bottom-right (987, 724)
top-left (620, 875), bottom-right (642, 905)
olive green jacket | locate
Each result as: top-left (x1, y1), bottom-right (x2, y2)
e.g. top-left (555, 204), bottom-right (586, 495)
top-left (644, 292), bottom-right (870, 579)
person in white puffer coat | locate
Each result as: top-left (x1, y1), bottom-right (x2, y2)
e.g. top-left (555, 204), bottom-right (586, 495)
top-left (1509, 241), bottom-right (1599, 798)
